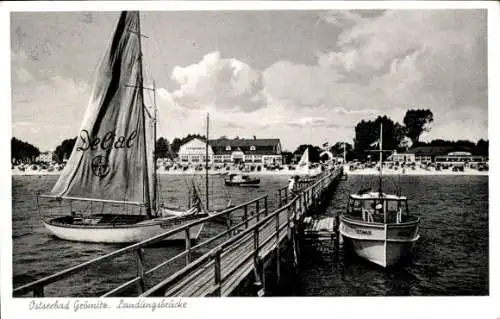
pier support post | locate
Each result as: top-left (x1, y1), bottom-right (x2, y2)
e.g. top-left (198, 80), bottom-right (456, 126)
top-left (33, 285), bottom-right (44, 298)
top-left (244, 205), bottom-right (248, 229)
top-left (226, 216), bottom-right (232, 237)
top-left (264, 196), bottom-right (268, 216)
top-left (256, 200), bottom-right (260, 222)
top-left (286, 205), bottom-right (292, 240)
top-left (253, 257), bottom-right (265, 297)
top-left (213, 247), bottom-right (222, 296)
top-left (185, 229), bottom-right (191, 265)
top-left (335, 213), bottom-right (340, 259)
top-left (136, 248), bottom-right (145, 294)
top-left (275, 212), bottom-right (281, 283)
top-left (253, 225), bottom-right (265, 296)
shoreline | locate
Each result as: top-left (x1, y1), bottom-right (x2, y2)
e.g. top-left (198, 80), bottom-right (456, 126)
top-left (345, 167), bottom-right (488, 176)
top-left (11, 168), bottom-right (488, 177)
top-left (10, 169), bottom-right (316, 177)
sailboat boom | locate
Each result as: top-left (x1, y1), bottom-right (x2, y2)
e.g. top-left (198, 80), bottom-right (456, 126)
top-left (39, 194), bottom-right (144, 206)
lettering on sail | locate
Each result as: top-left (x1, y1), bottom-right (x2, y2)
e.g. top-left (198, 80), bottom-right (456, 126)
top-left (77, 129), bottom-right (138, 177)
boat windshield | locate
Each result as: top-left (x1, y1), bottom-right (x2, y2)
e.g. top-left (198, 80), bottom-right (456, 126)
top-left (347, 197), bottom-right (409, 224)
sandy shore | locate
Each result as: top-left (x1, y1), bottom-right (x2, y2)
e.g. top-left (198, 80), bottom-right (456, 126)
top-left (11, 166), bottom-right (488, 177)
top-left (345, 167), bottom-right (488, 176)
top-left (10, 168), bottom-right (320, 177)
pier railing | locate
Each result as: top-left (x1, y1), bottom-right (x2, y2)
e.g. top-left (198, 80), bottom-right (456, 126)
top-left (14, 167), bottom-right (342, 297)
top-left (277, 172), bottom-right (326, 207)
top-left (13, 195), bottom-right (268, 297)
top-left (142, 168), bottom-right (341, 297)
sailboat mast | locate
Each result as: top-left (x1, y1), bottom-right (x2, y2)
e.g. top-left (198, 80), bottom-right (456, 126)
top-left (343, 142), bottom-right (346, 164)
top-left (205, 113), bottom-right (209, 212)
top-left (136, 12), bottom-right (152, 218)
top-left (379, 122), bottom-right (383, 195)
top-left (152, 80), bottom-right (158, 214)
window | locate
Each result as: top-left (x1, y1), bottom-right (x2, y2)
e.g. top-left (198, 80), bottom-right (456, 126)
top-left (386, 200), bottom-right (399, 212)
top-left (250, 145), bottom-right (256, 151)
top-left (226, 145), bottom-right (231, 151)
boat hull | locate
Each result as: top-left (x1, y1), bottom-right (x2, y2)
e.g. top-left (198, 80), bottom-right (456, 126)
top-left (339, 216), bottom-right (419, 267)
top-left (224, 179), bottom-right (260, 186)
top-left (43, 215), bottom-right (205, 244)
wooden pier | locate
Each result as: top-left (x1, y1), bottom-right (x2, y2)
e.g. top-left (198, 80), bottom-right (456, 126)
top-left (14, 166), bottom-right (343, 298)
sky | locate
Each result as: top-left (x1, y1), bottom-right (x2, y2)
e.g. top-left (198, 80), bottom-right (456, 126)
top-left (10, 8), bottom-right (488, 152)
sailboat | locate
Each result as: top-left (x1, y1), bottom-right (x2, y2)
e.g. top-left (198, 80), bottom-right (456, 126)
top-left (339, 123), bottom-right (420, 267)
top-left (295, 148), bottom-right (322, 177)
top-left (39, 11), bottom-right (208, 244)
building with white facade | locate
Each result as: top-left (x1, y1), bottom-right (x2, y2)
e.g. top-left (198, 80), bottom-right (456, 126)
top-left (36, 151), bottom-right (53, 163)
top-left (387, 152), bottom-right (416, 163)
top-left (176, 137), bottom-right (283, 166)
top-left (387, 147), bottom-right (485, 164)
top-left (177, 138), bottom-right (214, 164)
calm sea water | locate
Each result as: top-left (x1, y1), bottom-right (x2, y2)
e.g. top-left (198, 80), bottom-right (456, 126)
top-left (12, 174), bottom-right (289, 297)
top-left (12, 174), bottom-right (488, 296)
top-left (295, 174), bottom-right (489, 296)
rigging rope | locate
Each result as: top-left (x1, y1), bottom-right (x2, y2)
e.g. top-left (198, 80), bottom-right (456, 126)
top-left (139, 13), bottom-right (237, 211)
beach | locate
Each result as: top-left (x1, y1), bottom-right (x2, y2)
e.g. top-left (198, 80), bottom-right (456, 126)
top-left (10, 167), bottom-right (317, 177)
top-left (345, 166), bottom-right (489, 176)
top-left (11, 165), bottom-right (488, 177)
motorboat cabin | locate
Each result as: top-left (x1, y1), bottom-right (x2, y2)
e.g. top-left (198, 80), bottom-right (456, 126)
top-left (346, 191), bottom-right (416, 225)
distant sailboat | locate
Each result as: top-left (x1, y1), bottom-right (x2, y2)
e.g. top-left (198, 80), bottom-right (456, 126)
top-left (296, 148), bottom-right (322, 177)
top-left (40, 11), bottom-right (208, 244)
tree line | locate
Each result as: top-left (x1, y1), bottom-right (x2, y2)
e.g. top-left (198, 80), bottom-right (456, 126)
top-left (11, 138), bottom-right (40, 164)
top-left (351, 109), bottom-right (488, 160)
top-left (12, 108), bottom-right (488, 164)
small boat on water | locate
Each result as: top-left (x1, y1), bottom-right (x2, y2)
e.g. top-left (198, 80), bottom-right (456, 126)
top-left (39, 11), bottom-right (208, 244)
top-left (339, 123), bottom-right (420, 267)
top-left (224, 174), bottom-right (260, 187)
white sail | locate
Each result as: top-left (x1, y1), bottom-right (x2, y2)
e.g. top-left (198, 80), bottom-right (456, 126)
top-left (297, 148), bottom-right (309, 167)
top-left (49, 12), bottom-right (152, 209)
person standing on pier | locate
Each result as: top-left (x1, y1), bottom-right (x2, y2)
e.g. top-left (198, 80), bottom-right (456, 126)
top-left (288, 175), bottom-right (300, 198)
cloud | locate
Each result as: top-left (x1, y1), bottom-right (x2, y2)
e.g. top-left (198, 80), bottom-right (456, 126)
top-left (156, 8), bottom-right (486, 150)
top-left (10, 10), bottom-right (487, 152)
top-left (262, 60), bottom-right (344, 109)
top-left (170, 51), bottom-right (263, 112)
top-left (264, 10), bottom-right (487, 144)
top-left (11, 50), bottom-right (35, 84)
top-left (12, 50), bottom-right (90, 150)
top-left (321, 10), bottom-right (366, 27)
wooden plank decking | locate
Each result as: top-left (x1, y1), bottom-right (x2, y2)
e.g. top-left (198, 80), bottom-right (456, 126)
top-left (160, 206), bottom-right (291, 297)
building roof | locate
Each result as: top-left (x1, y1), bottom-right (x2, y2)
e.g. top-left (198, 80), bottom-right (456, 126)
top-left (208, 138), bottom-right (281, 155)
